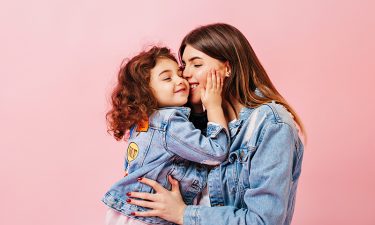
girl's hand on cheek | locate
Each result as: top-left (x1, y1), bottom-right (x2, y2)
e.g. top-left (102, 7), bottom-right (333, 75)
top-left (200, 70), bottom-right (223, 110)
top-left (126, 176), bottom-right (187, 225)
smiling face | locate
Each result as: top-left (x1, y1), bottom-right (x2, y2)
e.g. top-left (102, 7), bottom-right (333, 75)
top-left (181, 45), bottom-right (228, 111)
top-left (149, 58), bottom-right (189, 107)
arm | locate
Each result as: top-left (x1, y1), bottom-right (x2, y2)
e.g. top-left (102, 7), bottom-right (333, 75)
top-left (165, 109), bottom-right (229, 165)
top-left (165, 70), bottom-right (229, 165)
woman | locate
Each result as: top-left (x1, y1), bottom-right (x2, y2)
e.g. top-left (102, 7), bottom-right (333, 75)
top-left (126, 23), bottom-right (305, 225)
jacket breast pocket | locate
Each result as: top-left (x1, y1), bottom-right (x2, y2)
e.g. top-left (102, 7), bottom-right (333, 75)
top-left (227, 147), bottom-right (252, 194)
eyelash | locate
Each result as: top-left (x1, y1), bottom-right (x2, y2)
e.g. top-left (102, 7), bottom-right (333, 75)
top-left (194, 65), bottom-right (202, 68)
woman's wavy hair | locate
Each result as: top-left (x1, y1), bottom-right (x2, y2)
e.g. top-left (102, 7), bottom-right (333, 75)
top-left (106, 46), bottom-right (177, 141)
top-left (179, 23), bottom-right (306, 137)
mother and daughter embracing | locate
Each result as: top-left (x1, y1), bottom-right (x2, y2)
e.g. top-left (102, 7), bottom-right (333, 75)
top-left (102, 23), bottom-right (305, 225)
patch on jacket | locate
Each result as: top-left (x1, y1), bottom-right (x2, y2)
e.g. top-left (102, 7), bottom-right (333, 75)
top-left (127, 142), bottom-right (139, 162)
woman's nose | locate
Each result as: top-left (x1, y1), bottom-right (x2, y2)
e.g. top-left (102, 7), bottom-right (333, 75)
top-left (182, 68), bottom-right (191, 78)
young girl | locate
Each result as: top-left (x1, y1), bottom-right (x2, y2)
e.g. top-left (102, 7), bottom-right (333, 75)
top-left (102, 46), bottom-right (229, 225)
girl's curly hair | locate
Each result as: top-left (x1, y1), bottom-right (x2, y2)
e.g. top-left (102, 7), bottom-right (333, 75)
top-left (106, 46), bottom-right (178, 141)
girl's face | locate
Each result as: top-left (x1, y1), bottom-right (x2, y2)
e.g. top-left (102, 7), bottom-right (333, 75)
top-left (181, 45), bottom-right (228, 106)
top-left (149, 58), bottom-right (189, 107)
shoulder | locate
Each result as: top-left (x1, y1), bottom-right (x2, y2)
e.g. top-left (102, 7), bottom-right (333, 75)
top-left (239, 102), bottom-right (299, 145)
top-left (149, 107), bottom-right (191, 129)
top-left (251, 101), bottom-right (296, 128)
top-left (158, 107), bottom-right (191, 120)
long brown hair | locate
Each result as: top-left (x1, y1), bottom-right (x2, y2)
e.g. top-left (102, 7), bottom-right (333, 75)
top-left (179, 23), bottom-right (305, 136)
top-left (106, 46), bottom-right (177, 141)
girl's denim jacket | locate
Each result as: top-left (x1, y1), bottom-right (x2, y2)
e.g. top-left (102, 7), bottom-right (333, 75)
top-left (102, 107), bottom-right (229, 225)
top-left (184, 101), bottom-right (304, 225)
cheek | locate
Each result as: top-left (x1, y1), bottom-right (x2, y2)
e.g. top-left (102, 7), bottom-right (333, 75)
top-left (183, 80), bottom-right (190, 88)
top-left (195, 64), bottom-right (224, 85)
top-left (195, 70), bottom-right (208, 86)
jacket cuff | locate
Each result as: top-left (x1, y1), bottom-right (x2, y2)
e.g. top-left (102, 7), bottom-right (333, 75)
top-left (206, 122), bottom-right (226, 138)
top-left (183, 205), bottom-right (200, 225)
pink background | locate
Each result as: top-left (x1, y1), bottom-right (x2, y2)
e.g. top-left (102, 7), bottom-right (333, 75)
top-left (1, 0), bottom-right (374, 224)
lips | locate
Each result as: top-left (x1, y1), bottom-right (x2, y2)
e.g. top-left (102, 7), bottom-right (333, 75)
top-left (189, 83), bottom-right (199, 92)
top-left (174, 88), bottom-right (187, 93)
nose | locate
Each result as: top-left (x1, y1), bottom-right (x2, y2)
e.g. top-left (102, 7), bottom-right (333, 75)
top-left (182, 67), bottom-right (191, 79)
top-left (175, 75), bottom-right (185, 85)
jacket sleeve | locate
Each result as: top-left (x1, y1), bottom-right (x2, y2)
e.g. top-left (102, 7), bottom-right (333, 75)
top-left (164, 110), bottom-right (230, 166)
top-left (183, 122), bottom-right (297, 225)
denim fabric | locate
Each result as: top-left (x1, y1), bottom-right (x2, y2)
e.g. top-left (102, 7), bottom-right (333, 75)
top-left (102, 107), bottom-right (229, 225)
top-left (184, 101), bottom-right (304, 225)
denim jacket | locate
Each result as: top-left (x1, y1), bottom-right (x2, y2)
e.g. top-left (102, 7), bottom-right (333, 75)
top-left (184, 101), bottom-right (304, 225)
top-left (102, 107), bottom-right (229, 225)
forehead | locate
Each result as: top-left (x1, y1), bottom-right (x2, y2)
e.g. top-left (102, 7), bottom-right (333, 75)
top-left (182, 45), bottom-right (207, 61)
top-left (151, 58), bottom-right (178, 73)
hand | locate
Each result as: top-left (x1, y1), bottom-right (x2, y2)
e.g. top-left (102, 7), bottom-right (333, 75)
top-left (200, 70), bottom-right (224, 111)
top-left (126, 176), bottom-right (187, 225)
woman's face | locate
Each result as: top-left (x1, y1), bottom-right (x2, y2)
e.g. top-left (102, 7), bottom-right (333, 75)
top-left (181, 45), bottom-right (228, 107)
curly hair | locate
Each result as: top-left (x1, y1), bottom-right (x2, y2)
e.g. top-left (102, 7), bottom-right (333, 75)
top-left (106, 46), bottom-right (178, 141)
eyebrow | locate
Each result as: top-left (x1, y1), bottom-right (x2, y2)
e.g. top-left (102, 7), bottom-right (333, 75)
top-left (158, 69), bottom-right (172, 76)
top-left (182, 56), bottom-right (202, 64)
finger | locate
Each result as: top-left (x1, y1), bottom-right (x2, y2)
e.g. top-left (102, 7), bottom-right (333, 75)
top-left (132, 210), bottom-right (160, 217)
top-left (127, 191), bottom-right (158, 202)
top-left (168, 175), bottom-right (181, 193)
top-left (206, 70), bottom-right (212, 89)
top-left (127, 198), bottom-right (159, 209)
top-left (216, 70), bottom-right (221, 91)
top-left (211, 71), bottom-right (217, 90)
top-left (200, 88), bottom-right (205, 101)
top-left (137, 177), bottom-right (166, 193)
top-left (220, 76), bottom-right (224, 91)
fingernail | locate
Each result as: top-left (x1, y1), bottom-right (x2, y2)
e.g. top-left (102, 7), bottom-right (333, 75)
top-left (126, 199), bottom-right (131, 203)
top-left (126, 192), bottom-right (131, 196)
top-left (131, 212), bottom-right (136, 216)
top-left (137, 177), bottom-right (143, 181)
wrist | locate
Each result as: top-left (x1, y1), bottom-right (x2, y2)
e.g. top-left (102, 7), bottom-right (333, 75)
top-left (178, 204), bottom-right (187, 225)
top-left (205, 105), bottom-right (222, 112)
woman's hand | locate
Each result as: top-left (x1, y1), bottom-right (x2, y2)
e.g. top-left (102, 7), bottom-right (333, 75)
top-left (200, 69), bottom-right (228, 132)
top-left (126, 175), bottom-right (187, 225)
top-left (200, 69), bottom-right (223, 111)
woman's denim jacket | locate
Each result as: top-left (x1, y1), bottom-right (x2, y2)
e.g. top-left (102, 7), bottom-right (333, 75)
top-left (184, 101), bottom-right (304, 225)
top-left (102, 107), bottom-right (229, 225)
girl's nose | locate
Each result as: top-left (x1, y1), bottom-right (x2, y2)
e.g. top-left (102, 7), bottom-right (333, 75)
top-left (175, 75), bottom-right (185, 85)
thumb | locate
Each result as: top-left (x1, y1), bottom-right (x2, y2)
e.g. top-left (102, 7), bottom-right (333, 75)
top-left (200, 88), bottom-right (205, 101)
top-left (168, 175), bottom-right (181, 193)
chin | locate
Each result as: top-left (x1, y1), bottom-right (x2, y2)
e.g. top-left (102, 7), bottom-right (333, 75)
top-left (188, 98), bottom-right (202, 106)
top-left (188, 94), bottom-right (201, 105)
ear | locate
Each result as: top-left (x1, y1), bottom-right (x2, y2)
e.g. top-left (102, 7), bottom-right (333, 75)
top-left (224, 61), bottom-right (231, 77)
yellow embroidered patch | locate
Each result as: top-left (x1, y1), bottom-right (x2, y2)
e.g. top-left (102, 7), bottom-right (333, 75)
top-left (127, 142), bottom-right (139, 162)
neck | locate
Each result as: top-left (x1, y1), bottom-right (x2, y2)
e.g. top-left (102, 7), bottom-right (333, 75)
top-left (222, 98), bottom-right (244, 122)
top-left (190, 103), bottom-right (204, 114)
